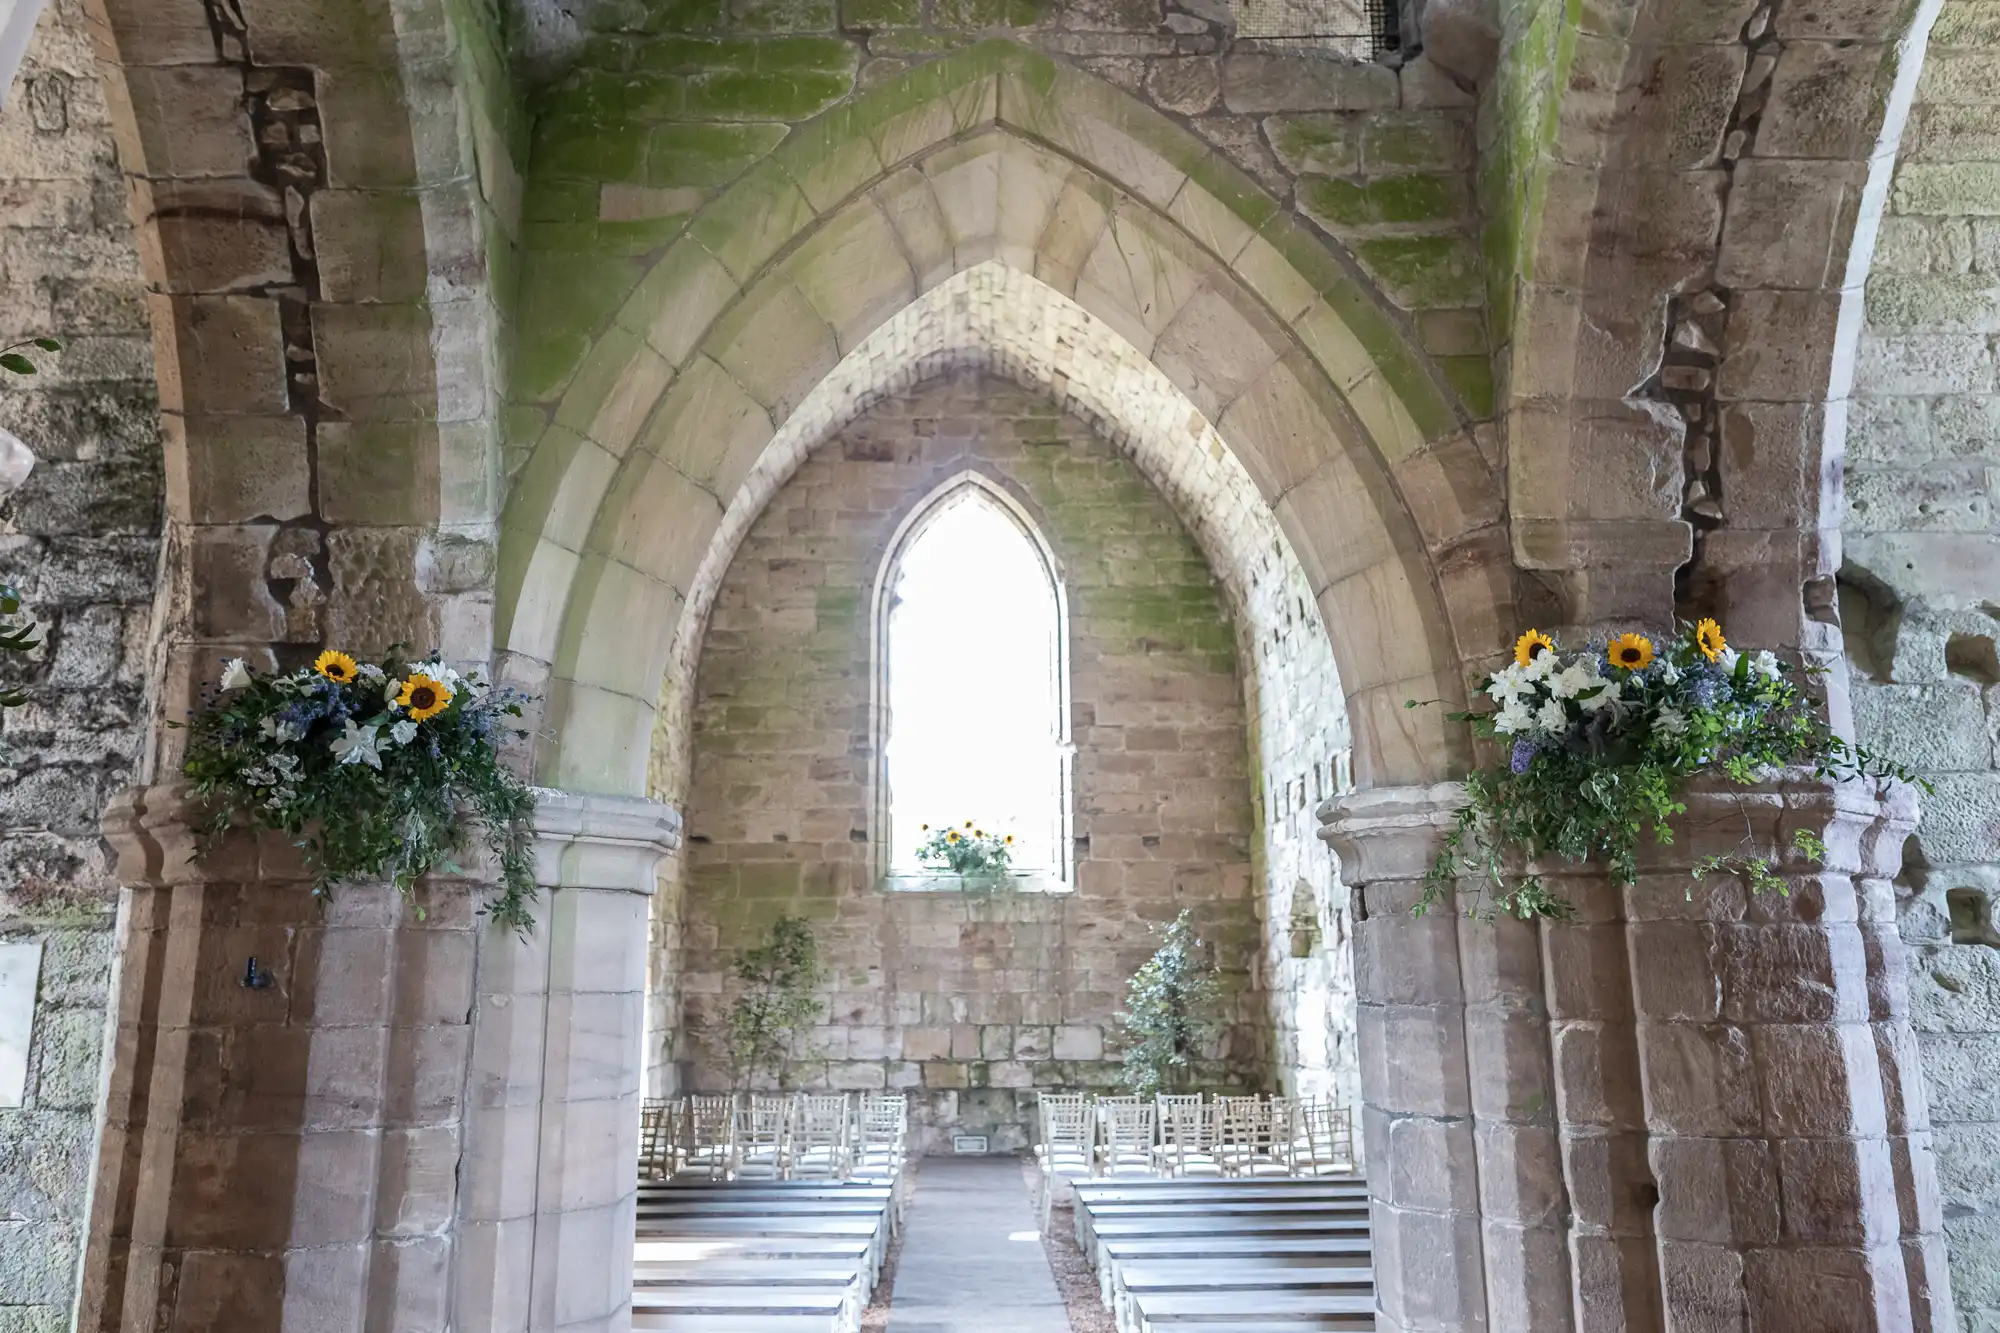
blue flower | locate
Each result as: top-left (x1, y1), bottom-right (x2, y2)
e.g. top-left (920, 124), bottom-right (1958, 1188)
top-left (1510, 738), bottom-right (1540, 774)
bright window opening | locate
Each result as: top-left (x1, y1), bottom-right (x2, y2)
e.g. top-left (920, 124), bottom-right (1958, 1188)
top-left (880, 483), bottom-right (1067, 879)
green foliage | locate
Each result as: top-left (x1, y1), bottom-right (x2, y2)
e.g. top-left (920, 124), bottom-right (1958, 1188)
top-left (175, 651), bottom-right (541, 931)
top-left (718, 915), bottom-right (825, 1090)
top-left (916, 821), bottom-right (1014, 879)
top-left (0, 583), bottom-right (38, 708)
top-left (1117, 910), bottom-right (1221, 1099)
top-left (1420, 621), bottom-right (1929, 920)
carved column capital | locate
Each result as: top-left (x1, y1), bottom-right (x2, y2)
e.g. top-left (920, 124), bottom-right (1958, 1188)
top-left (529, 787), bottom-right (681, 895)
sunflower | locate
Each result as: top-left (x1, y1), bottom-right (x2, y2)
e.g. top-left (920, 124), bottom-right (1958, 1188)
top-left (1607, 633), bottom-right (1654, 671)
top-left (1514, 629), bottom-right (1555, 667)
top-left (964, 821), bottom-right (974, 829)
top-left (1004, 835), bottom-right (1014, 845)
top-left (921, 823), bottom-right (931, 831)
top-left (395, 672), bottom-right (454, 722)
top-left (946, 830), bottom-right (961, 843)
top-left (314, 650), bottom-right (359, 684)
top-left (1695, 618), bottom-right (1727, 662)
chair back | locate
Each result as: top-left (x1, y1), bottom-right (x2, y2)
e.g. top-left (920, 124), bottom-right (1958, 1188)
top-left (682, 1094), bottom-right (736, 1178)
top-left (731, 1094), bottom-right (792, 1178)
top-left (856, 1093), bottom-right (909, 1177)
top-left (639, 1098), bottom-right (676, 1180)
top-left (1296, 1098), bottom-right (1356, 1175)
top-left (791, 1093), bottom-right (853, 1180)
top-left (1096, 1097), bottom-right (1157, 1175)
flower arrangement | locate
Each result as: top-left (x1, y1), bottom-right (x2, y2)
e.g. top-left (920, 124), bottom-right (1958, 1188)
top-left (176, 649), bottom-right (541, 931)
top-left (916, 821), bottom-right (1014, 877)
top-left (1420, 619), bottom-right (1925, 919)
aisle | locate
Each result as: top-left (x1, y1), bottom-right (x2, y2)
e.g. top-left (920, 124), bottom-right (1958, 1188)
top-left (886, 1156), bottom-right (1070, 1333)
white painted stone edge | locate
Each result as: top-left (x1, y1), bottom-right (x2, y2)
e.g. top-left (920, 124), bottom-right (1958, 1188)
top-left (529, 786), bottom-right (682, 895)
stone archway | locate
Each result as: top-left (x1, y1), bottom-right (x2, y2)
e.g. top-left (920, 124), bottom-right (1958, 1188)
top-left (495, 43), bottom-right (1516, 804)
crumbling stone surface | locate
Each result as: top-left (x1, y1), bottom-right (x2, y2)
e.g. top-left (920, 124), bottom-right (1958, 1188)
top-left (1850, 4), bottom-right (2000, 1318)
top-left (0, 2), bottom-right (159, 1325)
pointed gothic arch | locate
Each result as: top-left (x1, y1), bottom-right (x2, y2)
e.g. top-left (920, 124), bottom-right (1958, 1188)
top-left (495, 41), bottom-right (1514, 799)
top-left (868, 469), bottom-right (1074, 887)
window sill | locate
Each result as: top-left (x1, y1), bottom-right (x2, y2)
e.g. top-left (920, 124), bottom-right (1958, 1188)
top-left (877, 871), bottom-right (1073, 895)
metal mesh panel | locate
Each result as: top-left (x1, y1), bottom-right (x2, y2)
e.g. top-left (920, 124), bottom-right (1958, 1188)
top-left (1231, 0), bottom-right (1397, 57)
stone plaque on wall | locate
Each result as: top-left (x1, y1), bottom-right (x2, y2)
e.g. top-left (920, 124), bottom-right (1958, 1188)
top-left (0, 941), bottom-right (42, 1107)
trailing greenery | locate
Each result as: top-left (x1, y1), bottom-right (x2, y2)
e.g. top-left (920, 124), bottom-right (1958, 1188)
top-left (916, 820), bottom-right (1014, 879)
top-left (175, 649), bottom-right (541, 931)
top-left (1418, 620), bottom-right (1926, 920)
top-left (717, 914), bottom-right (825, 1091)
top-left (0, 338), bottom-right (60, 710)
top-left (1117, 909), bottom-right (1222, 1098)
top-left (0, 584), bottom-right (36, 708)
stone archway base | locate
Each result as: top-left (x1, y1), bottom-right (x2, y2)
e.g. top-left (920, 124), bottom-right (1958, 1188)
top-left (1323, 775), bottom-right (1954, 1333)
top-left (78, 784), bottom-right (678, 1333)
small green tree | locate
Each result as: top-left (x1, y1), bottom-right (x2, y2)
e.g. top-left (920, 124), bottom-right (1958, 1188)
top-left (1117, 909), bottom-right (1222, 1098)
top-left (718, 914), bottom-right (826, 1091)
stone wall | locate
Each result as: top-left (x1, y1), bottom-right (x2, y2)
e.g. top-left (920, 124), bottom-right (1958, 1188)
top-left (0, 0), bottom-right (160, 1325)
top-left (670, 369), bottom-right (1266, 1148)
top-left (505, 0), bottom-right (1493, 491)
top-left (1242, 545), bottom-right (1354, 1109)
top-left (1849, 2), bottom-right (2000, 1319)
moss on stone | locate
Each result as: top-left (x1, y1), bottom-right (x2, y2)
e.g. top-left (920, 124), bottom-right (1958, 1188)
top-left (1353, 234), bottom-right (1483, 309)
top-left (1298, 173), bottom-right (1465, 229)
top-left (1266, 115), bottom-right (1360, 177)
top-left (1437, 354), bottom-right (1495, 419)
top-left (935, 0), bottom-right (1043, 26)
top-left (647, 122), bottom-right (792, 187)
top-left (730, 0), bottom-right (839, 31)
top-left (841, 0), bottom-right (920, 25)
top-left (516, 251), bottom-right (649, 400)
top-left (684, 70), bottom-right (853, 119)
top-left (532, 114), bottom-right (650, 182)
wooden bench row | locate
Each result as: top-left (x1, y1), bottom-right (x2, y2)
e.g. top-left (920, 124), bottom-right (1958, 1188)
top-left (1071, 1176), bottom-right (1379, 1333)
top-left (630, 1178), bottom-right (901, 1333)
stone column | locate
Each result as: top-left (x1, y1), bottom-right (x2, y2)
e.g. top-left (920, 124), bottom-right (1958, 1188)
top-left (1630, 776), bottom-right (1947, 1333)
top-left (79, 784), bottom-right (678, 1333)
top-left (1325, 776), bottom-right (1950, 1333)
top-left (80, 783), bottom-right (480, 1333)
top-left (1328, 784), bottom-right (1534, 1333)
top-left (1855, 784), bottom-right (1956, 1333)
top-left (455, 789), bottom-right (680, 1333)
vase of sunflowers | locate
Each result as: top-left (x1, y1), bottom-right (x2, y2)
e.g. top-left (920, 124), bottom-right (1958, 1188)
top-left (1414, 618), bottom-right (1926, 919)
top-left (915, 821), bottom-right (1015, 893)
top-left (175, 649), bottom-right (541, 930)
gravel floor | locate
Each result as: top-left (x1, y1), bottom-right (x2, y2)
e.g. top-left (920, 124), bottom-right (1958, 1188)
top-left (860, 1158), bottom-right (921, 1333)
top-left (1020, 1158), bottom-right (1118, 1333)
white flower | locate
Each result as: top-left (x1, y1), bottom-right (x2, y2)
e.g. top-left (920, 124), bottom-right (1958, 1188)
top-left (358, 663), bottom-right (386, 682)
top-left (1494, 700), bottom-right (1535, 735)
top-left (330, 720), bottom-right (384, 769)
top-left (1535, 699), bottom-right (1570, 734)
top-left (1717, 647), bottom-right (1740, 674)
top-left (259, 716), bottom-right (305, 744)
top-left (1551, 660), bottom-right (1605, 700)
top-left (1522, 650), bottom-right (1558, 683)
top-left (1655, 707), bottom-right (1688, 737)
top-left (385, 676), bottom-right (403, 705)
top-left (1486, 664), bottom-right (1526, 706)
top-left (390, 719), bottom-right (418, 747)
top-left (1752, 650), bottom-right (1780, 680)
top-left (1659, 660), bottom-right (1680, 685)
top-left (220, 658), bottom-right (252, 691)
top-left (1577, 678), bottom-right (1621, 713)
